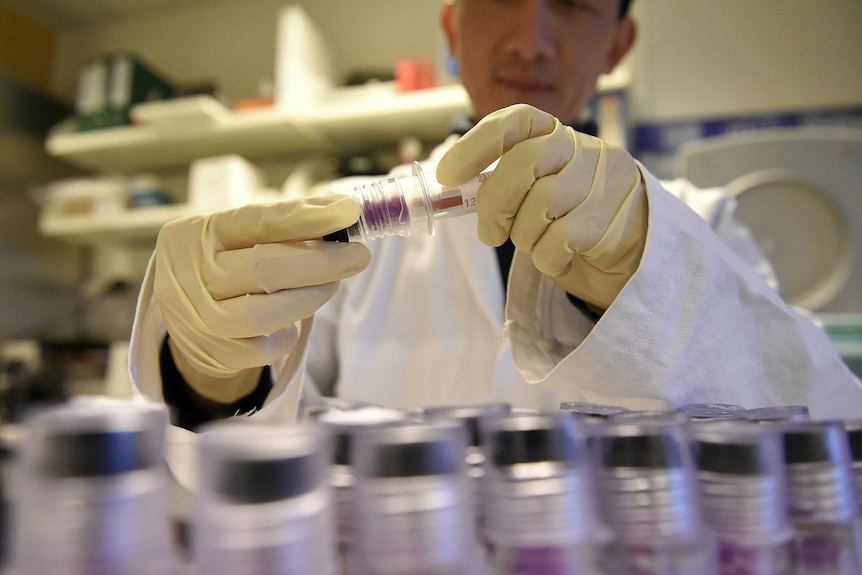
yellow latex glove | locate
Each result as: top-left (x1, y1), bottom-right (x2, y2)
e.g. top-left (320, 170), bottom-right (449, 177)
top-left (436, 104), bottom-right (647, 311)
top-left (153, 195), bottom-right (370, 403)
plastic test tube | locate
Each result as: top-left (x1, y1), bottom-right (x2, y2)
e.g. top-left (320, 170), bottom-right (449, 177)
top-left (351, 419), bottom-right (481, 575)
top-left (592, 413), bottom-right (717, 575)
top-left (421, 402), bottom-right (513, 557)
top-left (779, 420), bottom-right (862, 575)
top-left (324, 161), bottom-right (493, 243)
top-left (690, 421), bottom-right (795, 575)
top-left (9, 398), bottom-right (178, 575)
top-left (193, 420), bottom-right (337, 575)
top-left (314, 406), bottom-right (410, 573)
top-left (481, 413), bottom-right (609, 575)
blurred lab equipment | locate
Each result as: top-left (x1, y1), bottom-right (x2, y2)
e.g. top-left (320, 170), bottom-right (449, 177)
top-left (591, 412), bottom-right (718, 574)
top-left (314, 405), bottom-right (409, 571)
top-left (674, 127), bottom-right (862, 313)
top-left (351, 419), bottom-right (481, 575)
top-left (193, 420), bottom-right (337, 575)
top-left (7, 397), bottom-right (177, 575)
top-left (780, 420), bottom-right (862, 574)
top-left (675, 127), bottom-right (862, 378)
top-left (481, 413), bottom-right (609, 574)
top-left (690, 421), bottom-right (795, 574)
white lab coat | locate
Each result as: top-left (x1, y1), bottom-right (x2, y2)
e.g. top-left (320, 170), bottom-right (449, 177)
top-left (129, 137), bottom-right (862, 486)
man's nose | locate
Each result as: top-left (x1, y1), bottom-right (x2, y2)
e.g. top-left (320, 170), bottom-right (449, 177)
top-left (504, 0), bottom-right (557, 60)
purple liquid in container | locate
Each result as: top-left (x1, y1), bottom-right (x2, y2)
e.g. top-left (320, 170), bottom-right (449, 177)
top-left (363, 177), bottom-right (411, 233)
top-left (482, 414), bottom-right (608, 575)
top-left (779, 420), bottom-right (862, 575)
top-left (494, 545), bottom-right (604, 575)
top-left (326, 162), bottom-right (493, 243)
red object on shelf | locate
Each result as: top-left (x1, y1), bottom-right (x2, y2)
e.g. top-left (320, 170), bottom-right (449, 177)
top-left (395, 57), bottom-right (437, 92)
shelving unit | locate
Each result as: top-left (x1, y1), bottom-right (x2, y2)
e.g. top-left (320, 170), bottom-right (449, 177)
top-left (45, 84), bottom-right (473, 173)
top-left (38, 203), bottom-right (195, 245)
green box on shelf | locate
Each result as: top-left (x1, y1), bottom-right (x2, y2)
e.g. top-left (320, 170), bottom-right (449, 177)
top-left (75, 52), bottom-right (175, 131)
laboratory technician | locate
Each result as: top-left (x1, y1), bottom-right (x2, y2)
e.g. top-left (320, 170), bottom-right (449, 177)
top-left (129, 0), bottom-right (862, 475)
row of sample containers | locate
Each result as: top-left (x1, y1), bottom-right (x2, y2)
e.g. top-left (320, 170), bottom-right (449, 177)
top-left (1, 396), bottom-right (862, 574)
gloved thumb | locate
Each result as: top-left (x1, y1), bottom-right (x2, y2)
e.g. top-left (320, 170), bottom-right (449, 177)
top-left (436, 104), bottom-right (558, 187)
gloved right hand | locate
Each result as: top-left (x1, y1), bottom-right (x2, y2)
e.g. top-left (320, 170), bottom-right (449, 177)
top-left (153, 194), bottom-right (370, 404)
top-left (436, 104), bottom-right (647, 311)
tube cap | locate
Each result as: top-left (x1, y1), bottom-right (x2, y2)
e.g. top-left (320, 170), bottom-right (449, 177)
top-left (780, 420), bottom-right (849, 465)
top-left (24, 399), bottom-right (167, 479)
top-left (595, 417), bottom-right (690, 469)
top-left (844, 420), bottom-right (862, 462)
top-left (691, 422), bottom-right (781, 476)
top-left (354, 421), bottom-right (466, 478)
top-left (484, 414), bottom-right (580, 467)
top-left (199, 421), bottom-right (329, 504)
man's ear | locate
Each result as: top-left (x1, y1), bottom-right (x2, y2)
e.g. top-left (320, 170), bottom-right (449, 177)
top-left (440, 1), bottom-right (458, 57)
top-left (605, 17), bottom-right (637, 73)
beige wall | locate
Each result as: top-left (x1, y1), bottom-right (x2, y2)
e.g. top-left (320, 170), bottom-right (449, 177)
top-left (630, 0), bottom-right (862, 121)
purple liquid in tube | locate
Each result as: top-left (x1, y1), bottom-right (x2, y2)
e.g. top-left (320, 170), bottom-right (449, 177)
top-left (494, 544), bottom-right (608, 575)
top-left (717, 540), bottom-right (794, 575)
top-left (326, 162), bottom-right (492, 242)
top-left (363, 177), bottom-right (410, 233)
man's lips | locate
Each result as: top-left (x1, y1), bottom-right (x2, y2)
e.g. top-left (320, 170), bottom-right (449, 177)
top-left (495, 76), bottom-right (555, 92)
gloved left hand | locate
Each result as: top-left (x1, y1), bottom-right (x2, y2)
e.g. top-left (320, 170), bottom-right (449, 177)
top-left (436, 104), bottom-right (647, 311)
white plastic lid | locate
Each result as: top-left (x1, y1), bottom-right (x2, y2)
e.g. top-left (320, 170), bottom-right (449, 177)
top-left (727, 169), bottom-right (852, 310)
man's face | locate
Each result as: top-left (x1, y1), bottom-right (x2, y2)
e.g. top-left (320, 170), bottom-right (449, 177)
top-left (442, 0), bottom-right (635, 124)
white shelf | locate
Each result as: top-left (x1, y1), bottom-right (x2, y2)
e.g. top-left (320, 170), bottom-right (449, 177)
top-left (46, 84), bottom-right (473, 173)
top-left (39, 203), bottom-right (195, 244)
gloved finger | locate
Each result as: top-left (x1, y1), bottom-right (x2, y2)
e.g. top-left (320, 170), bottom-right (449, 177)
top-left (475, 122), bottom-right (575, 246)
top-left (508, 174), bottom-right (564, 253)
top-left (508, 135), bottom-right (603, 252)
top-left (435, 104), bottom-right (557, 186)
top-left (531, 219), bottom-right (578, 278)
top-left (205, 241), bottom-right (371, 300)
top-left (197, 282), bottom-right (339, 339)
top-left (171, 325), bottom-right (300, 375)
top-left (203, 194), bottom-right (361, 251)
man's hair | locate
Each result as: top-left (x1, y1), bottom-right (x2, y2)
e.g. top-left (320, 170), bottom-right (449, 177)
top-left (620, 0), bottom-right (633, 19)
